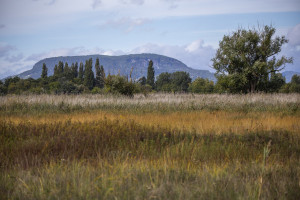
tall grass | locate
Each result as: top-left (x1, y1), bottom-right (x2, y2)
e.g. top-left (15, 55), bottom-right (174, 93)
top-left (0, 93), bottom-right (300, 199)
top-left (0, 93), bottom-right (299, 115)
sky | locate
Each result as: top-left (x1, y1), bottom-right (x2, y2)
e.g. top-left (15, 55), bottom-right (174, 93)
top-left (0, 0), bottom-right (300, 79)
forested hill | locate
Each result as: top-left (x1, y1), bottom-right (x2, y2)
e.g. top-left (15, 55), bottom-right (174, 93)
top-left (17, 54), bottom-right (216, 81)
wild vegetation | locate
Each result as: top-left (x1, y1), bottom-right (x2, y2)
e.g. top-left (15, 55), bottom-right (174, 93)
top-left (1, 25), bottom-right (300, 199)
top-left (1, 93), bottom-right (300, 199)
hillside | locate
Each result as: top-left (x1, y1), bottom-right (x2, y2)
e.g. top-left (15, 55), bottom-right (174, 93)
top-left (17, 54), bottom-right (216, 81)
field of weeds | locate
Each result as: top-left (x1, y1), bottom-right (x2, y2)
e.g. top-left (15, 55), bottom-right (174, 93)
top-left (1, 93), bottom-right (300, 199)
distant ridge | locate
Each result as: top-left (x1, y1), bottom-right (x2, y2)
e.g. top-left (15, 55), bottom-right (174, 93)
top-left (15, 54), bottom-right (216, 81)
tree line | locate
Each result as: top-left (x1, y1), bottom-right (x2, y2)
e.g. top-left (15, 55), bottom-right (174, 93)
top-left (1, 57), bottom-right (299, 96)
top-left (1, 25), bottom-right (300, 95)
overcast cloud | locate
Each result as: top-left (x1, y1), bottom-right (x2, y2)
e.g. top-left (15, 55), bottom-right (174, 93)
top-left (0, 0), bottom-right (300, 78)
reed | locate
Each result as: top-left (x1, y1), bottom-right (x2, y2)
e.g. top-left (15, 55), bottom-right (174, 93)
top-left (0, 93), bottom-right (299, 199)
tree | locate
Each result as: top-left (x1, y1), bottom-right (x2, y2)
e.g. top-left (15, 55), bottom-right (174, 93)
top-left (266, 73), bottom-right (285, 92)
top-left (0, 80), bottom-right (7, 95)
top-left (104, 74), bottom-right (135, 96)
top-left (156, 71), bottom-right (191, 92)
top-left (156, 72), bottom-right (171, 91)
top-left (170, 71), bottom-right (191, 92)
top-left (95, 58), bottom-right (105, 88)
top-left (290, 75), bottom-right (300, 93)
top-left (78, 62), bottom-right (84, 81)
top-left (137, 76), bottom-right (147, 85)
top-left (189, 78), bottom-right (214, 93)
top-left (146, 60), bottom-right (155, 89)
top-left (212, 25), bottom-right (293, 93)
top-left (84, 59), bottom-right (95, 90)
top-left (54, 65), bottom-right (59, 77)
top-left (64, 62), bottom-right (73, 80)
top-left (281, 74), bottom-right (300, 93)
top-left (57, 61), bottom-right (64, 76)
top-left (41, 63), bottom-right (48, 79)
top-left (99, 65), bottom-right (105, 88)
top-left (71, 62), bottom-right (78, 79)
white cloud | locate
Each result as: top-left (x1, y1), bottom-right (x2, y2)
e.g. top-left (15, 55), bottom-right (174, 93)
top-left (287, 23), bottom-right (300, 46)
top-left (131, 40), bottom-right (216, 71)
top-left (185, 40), bottom-right (204, 53)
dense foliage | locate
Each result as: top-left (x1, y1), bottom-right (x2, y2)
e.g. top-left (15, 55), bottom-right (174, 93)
top-left (156, 71), bottom-right (191, 92)
top-left (212, 25), bottom-right (293, 93)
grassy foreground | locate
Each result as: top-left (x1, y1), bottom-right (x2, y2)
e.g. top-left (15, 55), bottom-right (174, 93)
top-left (0, 94), bottom-right (300, 199)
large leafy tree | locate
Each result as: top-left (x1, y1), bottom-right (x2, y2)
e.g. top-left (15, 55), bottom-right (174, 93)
top-left (212, 25), bottom-right (292, 93)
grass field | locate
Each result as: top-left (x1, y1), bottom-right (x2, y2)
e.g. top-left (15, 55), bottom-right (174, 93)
top-left (1, 93), bottom-right (300, 199)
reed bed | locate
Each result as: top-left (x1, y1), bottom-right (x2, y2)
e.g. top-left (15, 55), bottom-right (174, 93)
top-left (0, 93), bottom-right (299, 115)
top-left (0, 93), bottom-right (300, 199)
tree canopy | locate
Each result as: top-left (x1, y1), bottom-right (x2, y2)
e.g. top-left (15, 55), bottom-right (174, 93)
top-left (156, 71), bottom-right (191, 92)
top-left (212, 25), bottom-right (293, 93)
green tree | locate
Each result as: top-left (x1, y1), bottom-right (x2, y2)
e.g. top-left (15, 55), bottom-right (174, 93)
top-left (99, 65), bottom-right (105, 88)
top-left (290, 75), bottom-right (300, 93)
top-left (64, 62), bottom-right (73, 80)
top-left (189, 78), bottom-right (214, 93)
top-left (146, 60), bottom-right (155, 89)
top-left (57, 61), bottom-right (64, 76)
top-left (95, 58), bottom-right (105, 88)
top-left (156, 72), bottom-right (171, 91)
top-left (104, 74), bottom-right (135, 96)
top-left (212, 25), bottom-right (293, 93)
top-left (84, 59), bottom-right (95, 90)
top-left (156, 71), bottom-right (191, 92)
top-left (265, 73), bottom-right (285, 92)
top-left (138, 76), bottom-right (147, 85)
top-left (78, 62), bottom-right (84, 81)
top-left (71, 62), bottom-right (78, 79)
top-left (281, 74), bottom-right (300, 93)
top-left (54, 65), bottom-right (59, 77)
top-left (170, 71), bottom-right (191, 92)
top-left (41, 63), bottom-right (48, 79)
top-left (0, 80), bottom-right (7, 95)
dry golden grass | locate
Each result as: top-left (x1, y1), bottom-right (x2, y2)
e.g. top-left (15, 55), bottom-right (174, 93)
top-left (1, 93), bottom-right (300, 199)
top-left (3, 110), bottom-right (299, 135)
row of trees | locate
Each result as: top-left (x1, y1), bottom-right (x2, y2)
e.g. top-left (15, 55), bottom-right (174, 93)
top-left (1, 25), bottom-right (299, 95)
top-left (1, 56), bottom-right (299, 96)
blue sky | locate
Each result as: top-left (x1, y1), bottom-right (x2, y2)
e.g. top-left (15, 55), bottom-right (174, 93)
top-left (0, 0), bottom-right (300, 79)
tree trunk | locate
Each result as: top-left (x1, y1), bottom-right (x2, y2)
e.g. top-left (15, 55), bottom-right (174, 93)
top-left (250, 81), bottom-right (256, 93)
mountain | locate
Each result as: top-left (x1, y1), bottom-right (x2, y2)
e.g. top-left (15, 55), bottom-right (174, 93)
top-left (282, 71), bottom-right (300, 83)
top-left (16, 54), bottom-right (216, 81)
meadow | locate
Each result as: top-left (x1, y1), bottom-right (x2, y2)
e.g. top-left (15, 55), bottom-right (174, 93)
top-left (0, 93), bottom-right (300, 199)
